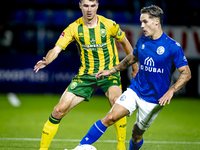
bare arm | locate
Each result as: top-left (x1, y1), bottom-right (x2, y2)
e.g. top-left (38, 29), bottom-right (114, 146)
top-left (96, 53), bottom-right (138, 79)
top-left (34, 45), bottom-right (62, 73)
top-left (120, 37), bottom-right (139, 78)
top-left (159, 65), bottom-right (191, 106)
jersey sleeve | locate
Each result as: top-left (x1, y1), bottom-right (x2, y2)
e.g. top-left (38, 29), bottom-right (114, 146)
top-left (110, 21), bottom-right (125, 42)
top-left (55, 24), bottom-right (75, 50)
top-left (171, 43), bottom-right (188, 69)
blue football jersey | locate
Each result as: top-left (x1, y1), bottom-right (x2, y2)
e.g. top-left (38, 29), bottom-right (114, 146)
top-left (129, 32), bottom-right (188, 104)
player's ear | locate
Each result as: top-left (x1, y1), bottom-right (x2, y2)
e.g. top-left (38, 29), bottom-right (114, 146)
top-left (155, 18), bottom-right (159, 26)
top-left (96, 2), bottom-right (99, 9)
top-left (79, 2), bottom-right (82, 9)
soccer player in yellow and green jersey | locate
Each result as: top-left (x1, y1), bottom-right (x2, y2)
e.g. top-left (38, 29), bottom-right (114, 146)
top-left (56, 15), bottom-right (125, 76)
top-left (34, 0), bottom-right (138, 150)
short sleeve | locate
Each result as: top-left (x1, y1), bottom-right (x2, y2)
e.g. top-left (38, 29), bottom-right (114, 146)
top-left (55, 24), bottom-right (75, 50)
top-left (172, 44), bottom-right (188, 69)
top-left (110, 21), bottom-right (125, 42)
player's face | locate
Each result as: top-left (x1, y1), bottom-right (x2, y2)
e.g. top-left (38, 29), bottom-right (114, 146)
top-left (140, 13), bottom-right (158, 38)
top-left (79, 0), bottom-right (99, 21)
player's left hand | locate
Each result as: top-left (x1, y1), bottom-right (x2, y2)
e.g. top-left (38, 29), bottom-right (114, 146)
top-left (158, 89), bottom-right (174, 106)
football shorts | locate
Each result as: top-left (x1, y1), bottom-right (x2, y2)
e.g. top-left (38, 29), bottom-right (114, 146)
top-left (115, 88), bottom-right (163, 130)
top-left (66, 74), bottom-right (121, 101)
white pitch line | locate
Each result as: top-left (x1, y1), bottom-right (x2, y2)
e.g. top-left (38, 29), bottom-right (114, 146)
top-left (0, 138), bottom-right (200, 145)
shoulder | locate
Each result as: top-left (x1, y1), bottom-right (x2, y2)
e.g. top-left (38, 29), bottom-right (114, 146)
top-left (67, 17), bottom-right (83, 29)
top-left (98, 15), bottom-right (115, 25)
top-left (98, 15), bottom-right (118, 30)
top-left (137, 35), bottom-right (149, 45)
top-left (164, 33), bottom-right (183, 52)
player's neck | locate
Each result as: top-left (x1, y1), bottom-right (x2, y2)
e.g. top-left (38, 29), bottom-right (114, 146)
top-left (83, 15), bottom-right (98, 28)
top-left (150, 27), bottom-right (163, 40)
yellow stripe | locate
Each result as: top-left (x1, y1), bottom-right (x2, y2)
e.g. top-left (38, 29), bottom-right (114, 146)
top-left (87, 50), bottom-right (94, 74)
top-left (78, 40), bottom-right (85, 75)
top-left (107, 36), bottom-right (115, 70)
top-left (98, 48), bottom-right (105, 71)
top-left (114, 42), bottom-right (120, 65)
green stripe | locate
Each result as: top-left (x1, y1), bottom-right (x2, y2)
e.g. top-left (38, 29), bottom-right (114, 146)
top-left (110, 36), bottom-right (116, 67)
top-left (100, 22), bottom-right (110, 70)
top-left (78, 24), bottom-right (85, 47)
top-left (49, 114), bottom-right (61, 124)
top-left (89, 28), bottom-right (99, 74)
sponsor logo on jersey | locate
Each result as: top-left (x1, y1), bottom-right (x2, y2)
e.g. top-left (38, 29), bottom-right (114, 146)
top-left (78, 32), bottom-right (84, 37)
top-left (183, 56), bottom-right (188, 62)
top-left (90, 39), bottom-right (96, 45)
top-left (82, 43), bottom-right (107, 51)
top-left (176, 42), bottom-right (181, 47)
top-left (142, 44), bottom-right (145, 49)
top-left (59, 32), bottom-right (65, 38)
top-left (141, 57), bottom-right (164, 73)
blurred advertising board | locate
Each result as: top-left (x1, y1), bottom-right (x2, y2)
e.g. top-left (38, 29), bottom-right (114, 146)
top-left (0, 25), bottom-right (199, 96)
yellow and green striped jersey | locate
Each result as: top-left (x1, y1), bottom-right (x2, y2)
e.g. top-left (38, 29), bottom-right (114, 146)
top-left (56, 15), bottom-right (125, 75)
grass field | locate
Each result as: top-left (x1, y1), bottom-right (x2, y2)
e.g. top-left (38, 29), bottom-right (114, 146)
top-left (0, 93), bottom-right (200, 150)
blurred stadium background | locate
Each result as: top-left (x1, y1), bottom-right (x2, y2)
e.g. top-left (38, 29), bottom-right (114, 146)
top-left (0, 0), bottom-right (200, 149)
top-left (0, 0), bottom-right (200, 95)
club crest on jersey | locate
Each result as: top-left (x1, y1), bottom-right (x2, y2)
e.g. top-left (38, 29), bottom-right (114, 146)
top-left (157, 46), bottom-right (165, 55)
top-left (70, 82), bottom-right (77, 89)
top-left (120, 95), bottom-right (126, 101)
top-left (100, 29), bottom-right (107, 37)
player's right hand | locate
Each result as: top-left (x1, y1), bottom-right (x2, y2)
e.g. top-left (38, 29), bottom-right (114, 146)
top-left (34, 57), bottom-right (48, 73)
top-left (95, 70), bottom-right (111, 79)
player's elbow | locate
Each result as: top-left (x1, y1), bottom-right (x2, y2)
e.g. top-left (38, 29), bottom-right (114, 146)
top-left (181, 65), bottom-right (192, 83)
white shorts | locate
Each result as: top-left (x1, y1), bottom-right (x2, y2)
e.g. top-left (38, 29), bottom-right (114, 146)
top-left (115, 88), bottom-right (163, 130)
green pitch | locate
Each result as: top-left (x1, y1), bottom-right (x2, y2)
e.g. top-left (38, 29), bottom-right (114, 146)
top-left (0, 94), bottom-right (200, 150)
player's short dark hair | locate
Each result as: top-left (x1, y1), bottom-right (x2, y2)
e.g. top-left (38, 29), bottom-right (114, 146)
top-left (80, 0), bottom-right (98, 3)
top-left (141, 5), bottom-right (164, 24)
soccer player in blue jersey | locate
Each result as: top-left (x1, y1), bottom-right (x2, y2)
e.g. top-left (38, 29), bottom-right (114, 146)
top-left (70, 5), bottom-right (191, 150)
